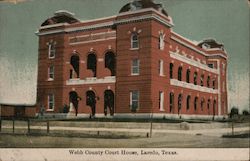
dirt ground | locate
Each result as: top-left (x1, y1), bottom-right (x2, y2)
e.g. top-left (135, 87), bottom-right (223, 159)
top-left (0, 132), bottom-right (249, 148)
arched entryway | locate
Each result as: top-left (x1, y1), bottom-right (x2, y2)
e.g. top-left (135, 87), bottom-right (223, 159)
top-left (69, 91), bottom-right (80, 116)
top-left (105, 52), bottom-right (116, 76)
top-left (86, 90), bottom-right (96, 117)
top-left (104, 90), bottom-right (115, 116)
top-left (213, 100), bottom-right (216, 120)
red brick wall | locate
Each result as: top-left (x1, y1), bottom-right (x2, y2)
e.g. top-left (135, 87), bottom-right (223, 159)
top-left (36, 8), bottom-right (228, 117)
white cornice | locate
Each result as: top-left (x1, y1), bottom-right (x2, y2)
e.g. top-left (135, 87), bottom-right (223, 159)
top-left (170, 79), bottom-right (218, 94)
top-left (66, 21), bottom-right (114, 32)
top-left (171, 35), bottom-right (227, 59)
top-left (39, 23), bottom-right (69, 30)
top-left (36, 21), bottom-right (114, 36)
top-left (66, 76), bottom-right (116, 85)
top-left (170, 51), bottom-right (219, 74)
top-left (114, 13), bottom-right (174, 27)
top-left (36, 9), bottom-right (174, 36)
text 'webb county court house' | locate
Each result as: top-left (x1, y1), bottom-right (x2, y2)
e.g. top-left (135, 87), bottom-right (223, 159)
top-left (35, 0), bottom-right (228, 119)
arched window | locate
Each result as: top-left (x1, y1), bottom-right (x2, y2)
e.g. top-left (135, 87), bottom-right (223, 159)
top-left (70, 54), bottom-right (80, 78)
top-left (186, 69), bottom-right (190, 83)
top-left (170, 63), bottom-right (174, 79)
top-left (178, 94), bottom-right (182, 114)
top-left (158, 60), bottom-right (164, 76)
top-left (169, 92), bottom-right (174, 112)
top-left (212, 79), bottom-right (216, 89)
top-left (194, 97), bottom-right (198, 111)
top-left (178, 67), bottom-right (182, 81)
top-left (48, 42), bottom-right (56, 59)
top-left (194, 72), bottom-right (198, 85)
top-left (207, 76), bottom-right (210, 87)
top-left (105, 52), bottom-right (116, 76)
top-left (131, 33), bottom-right (139, 49)
top-left (87, 53), bottom-right (97, 77)
top-left (186, 95), bottom-right (191, 110)
top-left (159, 33), bottom-right (165, 50)
top-left (201, 98), bottom-right (205, 111)
top-left (200, 74), bottom-right (204, 86)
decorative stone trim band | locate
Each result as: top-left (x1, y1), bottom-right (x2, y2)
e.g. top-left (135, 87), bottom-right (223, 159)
top-left (66, 76), bottom-right (116, 85)
top-left (69, 31), bottom-right (116, 45)
top-left (114, 13), bottom-right (174, 28)
top-left (170, 51), bottom-right (219, 74)
top-left (171, 36), bottom-right (227, 59)
top-left (170, 79), bottom-right (218, 94)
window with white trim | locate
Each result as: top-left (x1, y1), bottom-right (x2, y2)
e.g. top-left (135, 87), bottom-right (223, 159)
top-left (131, 59), bottom-right (139, 75)
top-left (48, 42), bottom-right (56, 59)
top-left (130, 91), bottom-right (139, 112)
top-left (158, 60), bottom-right (164, 76)
top-left (208, 63), bottom-right (214, 68)
top-left (48, 66), bottom-right (54, 81)
top-left (48, 94), bottom-right (54, 111)
top-left (131, 33), bottom-right (139, 49)
top-left (159, 33), bottom-right (165, 50)
top-left (159, 91), bottom-right (164, 111)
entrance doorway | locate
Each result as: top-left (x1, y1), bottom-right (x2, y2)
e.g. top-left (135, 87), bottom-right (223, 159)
top-left (69, 91), bottom-right (80, 116)
top-left (104, 90), bottom-right (114, 116)
top-left (86, 91), bottom-right (96, 117)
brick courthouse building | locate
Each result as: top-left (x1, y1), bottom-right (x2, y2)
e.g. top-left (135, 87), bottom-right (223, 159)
top-left (36, 0), bottom-right (228, 119)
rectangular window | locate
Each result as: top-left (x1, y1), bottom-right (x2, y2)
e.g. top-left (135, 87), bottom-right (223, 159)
top-left (159, 91), bottom-right (164, 111)
top-left (48, 66), bottom-right (54, 80)
top-left (130, 91), bottom-right (139, 112)
top-left (131, 59), bottom-right (139, 75)
top-left (48, 94), bottom-right (54, 111)
top-left (159, 60), bottom-right (164, 76)
top-left (208, 63), bottom-right (214, 68)
top-left (48, 43), bottom-right (56, 59)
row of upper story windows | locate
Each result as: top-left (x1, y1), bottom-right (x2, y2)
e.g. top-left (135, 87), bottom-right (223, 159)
top-left (170, 63), bottom-right (217, 89)
top-left (46, 33), bottom-right (164, 59)
top-left (130, 59), bottom-right (217, 89)
top-left (48, 57), bottom-right (218, 90)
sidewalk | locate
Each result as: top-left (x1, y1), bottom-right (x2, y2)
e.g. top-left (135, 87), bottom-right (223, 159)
top-left (2, 124), bottom-right (249, 137)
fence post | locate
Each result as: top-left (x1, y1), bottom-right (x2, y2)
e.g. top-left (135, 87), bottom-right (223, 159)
top-left (27, 119), bottom-right (30, 134)
top-left (47, 121), bottom-right (49, 133)
top-left (12, 118), bottom-right (15, 133)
